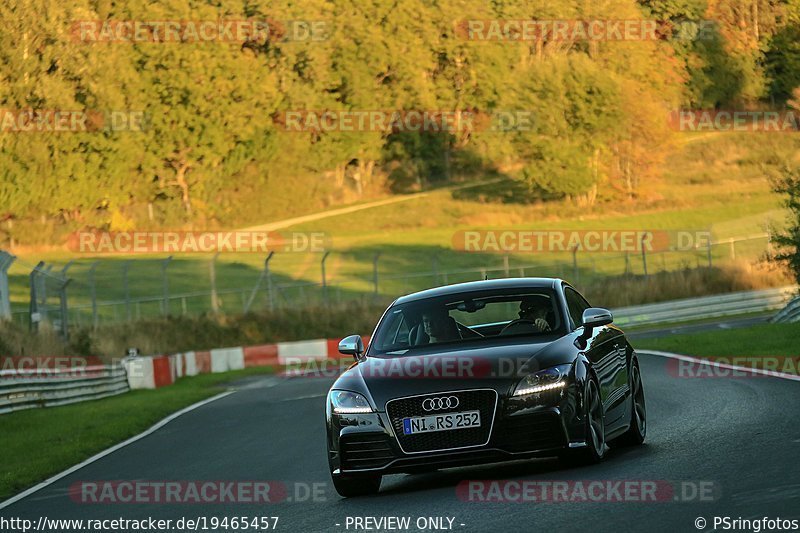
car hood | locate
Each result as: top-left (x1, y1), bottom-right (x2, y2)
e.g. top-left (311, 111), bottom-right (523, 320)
top-left (332, 336), bottom-right (574, 410)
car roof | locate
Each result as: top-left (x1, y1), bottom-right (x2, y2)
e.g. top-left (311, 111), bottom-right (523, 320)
top-left (393, 277), bottom-right (563, 305)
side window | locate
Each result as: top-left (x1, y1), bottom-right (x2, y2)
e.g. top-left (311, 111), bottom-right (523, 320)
top-left (564, 287), bottom-right (590, 330)
top-left (376, 310), bottom-right (409, 350)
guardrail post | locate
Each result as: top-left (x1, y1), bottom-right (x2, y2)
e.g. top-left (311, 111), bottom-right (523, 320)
top-left (503, 255), bottom-right (510, 278)
top-left (0, 251), bottom-right (15, 320)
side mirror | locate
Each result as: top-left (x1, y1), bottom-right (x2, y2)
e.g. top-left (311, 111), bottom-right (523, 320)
top-left (575, 308), bottom-right (613, 349)
top-left (582, 307), bottom-right (613, 330)
top-left (338, 334), bottom-right (365, 361)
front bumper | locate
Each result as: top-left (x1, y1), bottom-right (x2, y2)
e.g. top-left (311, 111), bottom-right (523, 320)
top-left (328, 388), bottom-right (584, 476)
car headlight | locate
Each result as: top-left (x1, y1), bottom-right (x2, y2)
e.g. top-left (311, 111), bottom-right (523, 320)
top-left (513, 364), bottom-right (571, 397)
top-left (329, 390), bottom-right (373, 414)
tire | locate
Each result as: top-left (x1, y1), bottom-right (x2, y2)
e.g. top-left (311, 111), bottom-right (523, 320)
top-left (609, 359), bottom-right (646, 448)
top-left (560, 377), bottom-right (606, 465)
top-left (331, 473), bottom-right (382, 497)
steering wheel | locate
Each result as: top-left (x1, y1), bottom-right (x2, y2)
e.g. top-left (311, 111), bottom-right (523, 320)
top-left (501, 318), bottom-right (551, 335)
top-left (500, 318), bottom-right (537, 335)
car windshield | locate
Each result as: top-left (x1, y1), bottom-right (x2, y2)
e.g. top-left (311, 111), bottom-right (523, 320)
top-left (369, 288), bottom-right (563, 356)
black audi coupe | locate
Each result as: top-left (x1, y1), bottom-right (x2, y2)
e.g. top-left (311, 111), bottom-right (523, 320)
top-left (325, 278), bottom-right (647, 497)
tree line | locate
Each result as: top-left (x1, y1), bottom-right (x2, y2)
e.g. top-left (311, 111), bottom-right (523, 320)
top-left (1, 0), bottom-right (799, 241)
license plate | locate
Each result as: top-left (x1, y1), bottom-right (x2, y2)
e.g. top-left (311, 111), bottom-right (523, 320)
top-left (402, 410), bottom-right (481, 435)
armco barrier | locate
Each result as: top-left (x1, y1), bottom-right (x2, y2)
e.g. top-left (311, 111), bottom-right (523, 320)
top-left (611, 285), bottom-right (797, 328)
top-left (0, 364), bottom-right (129, 414)
top-left (771, 296), bottom-right (800, 324)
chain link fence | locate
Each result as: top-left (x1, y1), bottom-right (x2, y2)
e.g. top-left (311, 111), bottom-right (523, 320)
top-left (0, 233), bottom-right (775, 333)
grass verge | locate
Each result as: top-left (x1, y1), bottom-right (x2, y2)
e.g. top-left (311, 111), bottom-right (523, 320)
top-left (638, 322), bottom-right (800, 358)
top-left (0, 366), bottom-right (274, 502)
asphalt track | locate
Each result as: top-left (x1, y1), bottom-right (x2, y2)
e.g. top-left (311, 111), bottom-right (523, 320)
top-left (2, 352), bottom-right (800, 533)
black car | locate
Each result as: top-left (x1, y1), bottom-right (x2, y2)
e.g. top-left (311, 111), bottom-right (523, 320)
top-left (325, 278), bottom-right (646, 497)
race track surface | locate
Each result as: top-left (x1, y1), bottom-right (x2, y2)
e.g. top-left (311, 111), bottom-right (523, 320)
top-left (3, 353), bottom-right (799, 532)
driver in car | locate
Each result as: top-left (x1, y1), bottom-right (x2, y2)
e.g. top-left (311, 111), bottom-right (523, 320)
top-left (422, 308), bottom-right (461, 343)
top-left (500, 295), bottom-right (553, 335)
top-left (519, 295), bottom-right (552, 332)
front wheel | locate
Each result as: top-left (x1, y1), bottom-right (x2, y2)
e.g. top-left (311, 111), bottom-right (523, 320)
top-left (561, 377), bottom-right (606, 465)
top-left (331, 473), bottom-right (382, 497)
top-left (609, 360), bottom-right (646, 448)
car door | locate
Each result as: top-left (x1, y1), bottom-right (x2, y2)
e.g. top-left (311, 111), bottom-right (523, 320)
top-left (563, 285), bottom-right (628, 426)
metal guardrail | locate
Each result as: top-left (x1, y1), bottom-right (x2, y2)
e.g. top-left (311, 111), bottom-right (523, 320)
top-left (612, 286), bottom-right (798, 328)
top-left (0, 365), bottom-right (129, 415)
top-left (770, 295), bottom-right (800, 324)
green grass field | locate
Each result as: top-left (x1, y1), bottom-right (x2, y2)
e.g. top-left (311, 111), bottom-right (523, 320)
top-left (0, 367), bottom-right (274, 501)
top-left (638, 322), bottom-right (800, 358)
top-left (5, 132), bottom-right (796, 324)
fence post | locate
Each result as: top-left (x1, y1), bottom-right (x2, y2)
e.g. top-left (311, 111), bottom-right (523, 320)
top-left (56, 261), bottom-right (74, 339)
top-left (88, 261), bottom-right (99, 329)
top-left (209, 252), bottom-right (220, 314)
top-left (321, 251), bottom-right (331, 306)
top-left (57, 276), bottom-right (71, 340)
top-left (503, 255), bottom-right (510, 278)
top-left (244, 251), bottom-right (274, 313)
top-left (373, 252), bottom-right (381, 296)
top-left (707, 240), bottom-right (713, 267)
top-left (161, 256), bottom-right (172, 316)
top-left (29, 261), bottom-right (44, 332)
top-left (265, 254), bottom-right (275, 311)
top-left (122, 260), bottom-right (132, 321)
top-left (641, 234), bottom-right (648, 278)
top-left (572, 245), bottom-right (579, 282)
top-left (0, 251), bottom-right (15, 320)
top-left (729, 239), bottom-right (736, 260)
top-left (40, 264), bottom-right (53, 323)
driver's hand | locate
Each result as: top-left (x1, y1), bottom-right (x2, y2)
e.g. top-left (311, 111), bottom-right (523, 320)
top-left (534, 318), bottom-right (551, 332)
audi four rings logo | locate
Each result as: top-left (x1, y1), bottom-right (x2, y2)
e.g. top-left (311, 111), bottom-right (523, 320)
top-left (422, 396), bottom-right (459, 411)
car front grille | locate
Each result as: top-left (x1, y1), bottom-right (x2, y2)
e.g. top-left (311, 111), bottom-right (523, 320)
top-left (340, 434), bottom-right (395, 470)
top-left (386, 389), bottom-right (498, 454)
